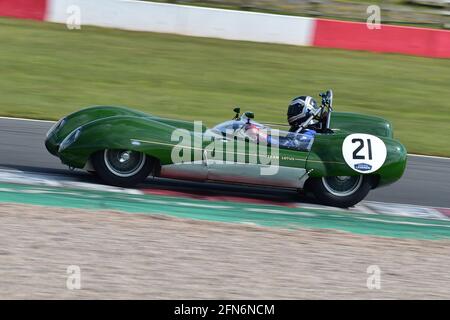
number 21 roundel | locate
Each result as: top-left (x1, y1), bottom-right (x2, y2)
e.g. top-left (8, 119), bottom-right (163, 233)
top-left (342, 134), bottom-right (387, 174)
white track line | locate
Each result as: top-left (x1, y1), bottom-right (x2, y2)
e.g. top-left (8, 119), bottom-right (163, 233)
top-left (0, 116), bottom-right (55, 123)
top-left (408, 154), bottom-right (450, 160)
top-left (355, 216), bottom-right (450, 228)
top-left (364, 200), bottom-right (450, 211)
top-left (1, 116), bottom-right (449, 160)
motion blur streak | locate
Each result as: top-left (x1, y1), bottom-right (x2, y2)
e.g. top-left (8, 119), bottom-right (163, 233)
top-left (1, 0), bottom-right (449, 57)
top-left (313, 19), bottom-right (450, 58)
top-left (0, 0), bottom-right (47, 20)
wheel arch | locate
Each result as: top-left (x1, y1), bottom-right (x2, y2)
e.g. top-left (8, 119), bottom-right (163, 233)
top-left (305, 133), bottom-right (407, 187)
top-left (58, 116), bottom-right (179, 169)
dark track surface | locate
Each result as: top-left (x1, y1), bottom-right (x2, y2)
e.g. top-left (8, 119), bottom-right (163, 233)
top-left (1, 118), bottom-right (449, 208)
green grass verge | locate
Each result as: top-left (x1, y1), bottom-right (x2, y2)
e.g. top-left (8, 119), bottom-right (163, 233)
top-left (0, 17), bottom-right (449, 156)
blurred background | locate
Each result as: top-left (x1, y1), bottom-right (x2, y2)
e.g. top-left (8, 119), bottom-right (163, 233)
top-left (155, 0), bottom-right (450, 28)
top-left (0, 0), bottom-right (449, 156)
top-left (0, 0), bottom-right (449, 300)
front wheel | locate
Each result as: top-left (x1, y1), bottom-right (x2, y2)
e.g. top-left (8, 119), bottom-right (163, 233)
top-left (307, 175), bottom-right (373, 208)
top-left (91, 149), bottom-right (155, 187)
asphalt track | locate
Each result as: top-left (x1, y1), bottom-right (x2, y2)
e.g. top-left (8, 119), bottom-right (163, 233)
top-left (0, 118), bottom-right (449, 208)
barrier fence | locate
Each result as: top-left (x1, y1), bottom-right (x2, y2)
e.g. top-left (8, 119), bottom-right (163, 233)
top-left (1, 0), bottom-right (449, 58)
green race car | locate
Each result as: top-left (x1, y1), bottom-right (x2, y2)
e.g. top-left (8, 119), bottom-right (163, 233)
top-left (45, 90), bottom-right (407, 207)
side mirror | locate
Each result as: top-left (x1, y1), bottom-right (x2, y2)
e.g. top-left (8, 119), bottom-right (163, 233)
top-left (244, 111), bottom-right (254, 119)
top-left (233, 107), bottom-right (241, 120)
top-left (319, 89), bottom-right (333, 107)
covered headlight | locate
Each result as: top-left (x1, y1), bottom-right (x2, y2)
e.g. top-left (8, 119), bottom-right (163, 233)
top-left (58, 128), bottom-right (81, 152)
top-left (46, 118), bottom-right (66, 138)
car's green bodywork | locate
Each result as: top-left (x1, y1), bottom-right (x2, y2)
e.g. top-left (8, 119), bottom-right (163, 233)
top-left (45, 106), bottom-right (407, 189)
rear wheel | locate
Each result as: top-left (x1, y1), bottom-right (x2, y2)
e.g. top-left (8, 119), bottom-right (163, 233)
top-left (91, 149), bottom-right (154, 187)
top-left (307, 175), bottom-right (372, 208)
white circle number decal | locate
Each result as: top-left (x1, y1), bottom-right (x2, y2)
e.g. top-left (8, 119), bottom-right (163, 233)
top-left (342, 134), bottom-right (387, 174)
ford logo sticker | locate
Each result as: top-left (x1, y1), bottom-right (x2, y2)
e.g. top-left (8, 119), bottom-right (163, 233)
top-left (354, 163), bottom-right (372, 171)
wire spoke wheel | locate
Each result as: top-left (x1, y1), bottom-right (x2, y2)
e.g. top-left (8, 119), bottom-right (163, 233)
top-left (104, 149), bottom-right (146, 177)
top-left (321, 176), bottom-right (363, 197)
top-left (307, 175), bottom-right (372, 208)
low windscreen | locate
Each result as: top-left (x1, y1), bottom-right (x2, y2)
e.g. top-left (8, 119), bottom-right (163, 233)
top-left (211, 120), bottom-right (314, 152)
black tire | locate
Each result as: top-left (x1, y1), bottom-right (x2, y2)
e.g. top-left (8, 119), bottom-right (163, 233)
top-left (307, 175), bottom-right (373, 208)
top-left (91, 149), bottom-right (155, 188)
